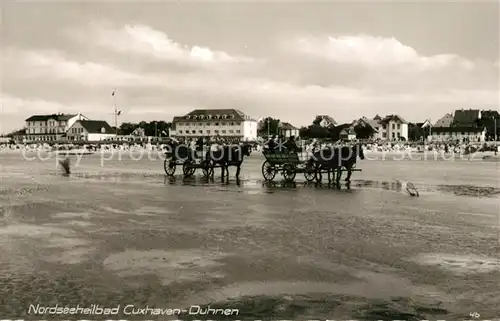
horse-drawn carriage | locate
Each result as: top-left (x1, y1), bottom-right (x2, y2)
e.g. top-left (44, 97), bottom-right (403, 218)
top-left (163, 142), bottom-right (252, 179)
top-left (261, 144), bottom-right (364, 184)
top-left (261, 151), bottom-right (317, 182)
top-left (163, 146), bottom-right (213, 178)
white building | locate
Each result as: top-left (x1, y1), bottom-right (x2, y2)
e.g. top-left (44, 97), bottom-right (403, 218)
top-left (279, 122), bottom-right (300, 138)
top-left (24, 113), bottom-right (88, 141)
top-left (171, 109), bottom-right (258, 141)
top-left (371, 114), bottom-right (409, 141)
top-left (429, 127), bottom-right (487, 143)
top-left (66, 120), bottom-right (116, 141)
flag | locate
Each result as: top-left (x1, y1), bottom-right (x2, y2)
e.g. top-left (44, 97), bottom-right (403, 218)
top-left (116, 110), bottom-right (121, 116)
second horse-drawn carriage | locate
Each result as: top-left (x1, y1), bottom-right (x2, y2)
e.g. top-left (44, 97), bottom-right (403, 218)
top-left (261, 144), bottom-right (364, 184)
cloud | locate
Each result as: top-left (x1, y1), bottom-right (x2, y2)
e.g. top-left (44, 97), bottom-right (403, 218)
top-left (0, 94), bottom-right (68, 115)
top-left (2, 49), bottom-right (158, 87)
top-left (73, 22), bottom-right (256, 67)
top-left (2, 44), bottom-right (497, 135)
top-left (292, 34), bottom-right (475, 70)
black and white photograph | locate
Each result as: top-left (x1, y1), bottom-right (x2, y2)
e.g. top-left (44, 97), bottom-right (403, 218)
top-left (0, 1), bottom-right (499, 320)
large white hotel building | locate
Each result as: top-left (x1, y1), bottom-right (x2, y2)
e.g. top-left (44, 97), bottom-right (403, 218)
top-left (170, 109), bottom-right (258, 141)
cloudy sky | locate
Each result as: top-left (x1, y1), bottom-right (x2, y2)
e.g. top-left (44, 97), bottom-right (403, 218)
top-left (1, 1), bottom-right (499, 134)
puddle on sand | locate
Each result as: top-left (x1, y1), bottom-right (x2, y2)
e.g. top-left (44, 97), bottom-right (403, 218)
top-left (103, 249), bottom-right (229, 285)
top-left (437, 184), bottom-right (500, 198)
top-left (410, 253), bottom-right (500, 274)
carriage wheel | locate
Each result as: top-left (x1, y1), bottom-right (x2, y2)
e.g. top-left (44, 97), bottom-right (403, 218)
top-left (164, 159), bottom-right (176, 176)
top-left (182, 160), bottom-right (196, 177)
top-left (261, 161), bottom-right (277, 181)
top-left (303, 164), bottom-right (316, 182)
top-left (282, 163), bottom-right (297, 182)
top-left (202, 160), bottom-right (214, 178)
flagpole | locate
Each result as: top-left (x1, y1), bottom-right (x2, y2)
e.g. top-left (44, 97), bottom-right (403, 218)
top-left (113, 88), bottom-right (118, 137)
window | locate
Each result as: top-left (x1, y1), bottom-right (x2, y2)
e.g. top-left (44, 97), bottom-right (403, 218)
top-left (383, 125), bottom-right (387, 130)
top-left (192, 130), bottom-right (196, 134)
top-left (397, 124), bottom-right (400, 129)
top-left (236, 130), bottom-right (241, 133)
top-left (230, 122), bottom-right (234, 126)
top-left (186, 115), bottom-right (191, 119)
top-left (193, 115), bottom-right (197, 119)
top-left (392, 124), bottom-right (395, 130)
top-left (215, 122), bottom-right (219, 126)
top-left (207, 115), bottom-right (212, 119)
top-left (206, 123), bottom-right (211, 126)
top-left (222, 130), bottom-right (226, 134)
top-left (236, 122), bottom-right (241, 126)
top-left (199, 130), bottom-right (203, 133)
top-left (206, 130), bottom-right (211, 134)
top-left (383, 133), bottom-right (387, 138)
top-left (222, 114), bottom-right (227, 119)
top-left (178, 123), bottom-right (183, 126)
top-left (214, 130), bottom-right (219, 133)
top-left (397, 132), bottom-right (401, 137)
top-left (199, 115), bottom-right (204, 119)
top-left (178, 130), bottom-right (183, 134)
top-left (392, 133), bottom-right (395, 139)
top-left (221, 122), bottom-right (226, 126)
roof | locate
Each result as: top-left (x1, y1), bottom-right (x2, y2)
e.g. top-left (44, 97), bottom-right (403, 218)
top-left (78, 120), bottom-right (114, 134)
top-left (355, 117), bottom-right (379, 132)
top-left (25, 114), bottom-right (78, 121)
top-left (279, 122), bottom-right (298, 130)
top-left (452, 109), bottom-right (480, 126)
top-left (175, 109), bottom-right (247, 122)
top-left (316, 115), bottom-right (337, 126)
top-left (420, 119), bottom-right (432, 128)
top-left (379, 114), bottom-right (408, 124)
top-left (431, 126), bottom-right (485, 133)
top-left (433, 113), bottom-right (453, 127)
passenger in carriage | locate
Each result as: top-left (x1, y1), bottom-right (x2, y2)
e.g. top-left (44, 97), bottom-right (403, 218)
top-left (265, 135), bottom-right (277, 152)
top-left (284, 136), bottom-right (300, 153)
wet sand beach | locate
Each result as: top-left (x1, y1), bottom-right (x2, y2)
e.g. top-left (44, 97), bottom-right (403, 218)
top-left (0, 152), bottom-right (499, 320)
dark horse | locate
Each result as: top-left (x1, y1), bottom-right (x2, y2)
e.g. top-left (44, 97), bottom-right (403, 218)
top-left (307, 144), bottom-right (364, 185)
top-left (205, 144), bottom-right (252, 180)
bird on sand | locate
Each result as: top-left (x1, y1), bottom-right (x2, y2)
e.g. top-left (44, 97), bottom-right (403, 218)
top-left (405, 181), bottom-right (419, 197)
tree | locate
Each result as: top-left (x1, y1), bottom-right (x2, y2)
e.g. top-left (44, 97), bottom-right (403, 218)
top-left (408, 123), bottom-right (423, 141)
top-left (119, 122), bottom-right (139, 135)
top-left (258, 117), bottom-right (281, 136)
top-left (354, 124), bottom-right (375, 139)
top-left (312, 116), bottom-right (322, 126)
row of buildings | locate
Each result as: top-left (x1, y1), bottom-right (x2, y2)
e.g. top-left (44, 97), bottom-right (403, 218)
top-left (21, 113), bottom-right (117, 142)
top-left (8, 108), bottom-right (499, 143)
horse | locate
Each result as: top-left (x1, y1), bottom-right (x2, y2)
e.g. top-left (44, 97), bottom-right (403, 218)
top-left (307, 144), bottom-right (364, 185)
top-left (205, 143), bottom-right (252, 180)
